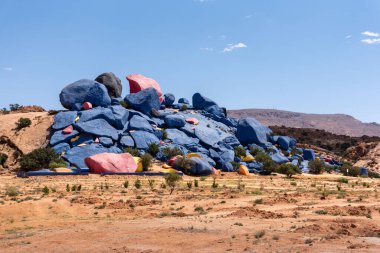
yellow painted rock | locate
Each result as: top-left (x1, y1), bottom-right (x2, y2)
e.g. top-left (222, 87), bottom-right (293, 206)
top-left (238, 165), bottom-right (250, 176)
top-left (242, 155), bottom-right (255, 162)
top-left (187, 153), bottom-right (202, 159)
top-left (133, 157), bottom-right (143, 172)
top-left (53, 168), bottom-right (73, 173)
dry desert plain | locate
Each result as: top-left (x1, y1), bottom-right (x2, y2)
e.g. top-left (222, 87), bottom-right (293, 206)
top-left (0, 172), bottom-right (380, 253)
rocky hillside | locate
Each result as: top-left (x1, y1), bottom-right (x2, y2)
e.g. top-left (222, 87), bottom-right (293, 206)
top-left (228, 109), bottom-right (380, 137)
top-left (0, 112), bottom-right (53, 171)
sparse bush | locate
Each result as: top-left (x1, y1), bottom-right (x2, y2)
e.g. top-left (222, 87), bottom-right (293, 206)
top-left (9, 103), bottom-right (21, 111)
top-left (339, 163), bottom-right (360, 177)
top-left (123, 147), bottom-right (140, 157)
top-left (148, 179), bottom-right (155, 190)
top-left (212, 177), bottom-right (218, 188)
top-left (173, 157), bottom-right (194, 174)
top-left (5, 185), bottom-right (19, 197)
top-left (71, 185), bottom-right (77, 191)
top-left (254, 198), bottom-right (263, 204)
top-left (0, 153), bottom-right (8, 166)
top-left (179, 104), bottom-right (188, 111)
top-left (309, 160), bottom-right (325, 174)
top-left (160, 182), bottom-right (166, 189)
top-left (123, 180), bottom-right (129, 189)
top-left (42, 186), bottom-right (49, 195)
top-left (77, 185), bottom-right (82, 191)
top-left (368, 171), bottom-right (380, 178)
top-left (161, 147), bottom-right (183, 159)
top-left (15, 117), bottom-right (31, 131)
top-left (337, 178), bottom-right (349, 184)
top-left (194, 179), bottom-right (199, 187)
top-left (49, 158), bottom-right (67, 169)
top-left (20, 147), bottom-right (62, 171)
top-left (140, 153), bottom-right (153, 171)
top-left (290, 181), bottom-right (297, 186)
top-left (255, 230), bottom-right (266, 239)
top-left (165, 173), bottom-right (182, 194)
top-left (234, 146), bottom-right (246, 157)
top-left (147, 143), bottom-right (160, 157)
top-left (230, 161), bottom-right (240, 171)
top-left (187, 181), bottom-right (192, 190)
top-left (250, 147), bottom-right (261, 156)
top-left (66, 184), bottom-right (70, 192)
top-left (134, 179), bottom-right (142, 189)
top-left (276, 164), bottom-right (301, 178)
top-left (161, 130), bottom-right (168, 140)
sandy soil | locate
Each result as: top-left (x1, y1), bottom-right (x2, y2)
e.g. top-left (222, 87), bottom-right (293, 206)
top-left (0, 173), bottom-right (379, 253)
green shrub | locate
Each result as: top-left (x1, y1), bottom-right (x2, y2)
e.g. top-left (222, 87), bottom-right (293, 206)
top-left (0, 153), bottom-right (8, 166)
top-left (337, 178), bottom-right (349, 184)
top-left (48, 158), bottom-right (67, 169)
top-left (123, 180), bottom-right (129, 189)
top-left (5, 185), bottom-right (19, 197)
top-left (212, 177), bottom-right (218, 188)
top-left (230, 161), bottom-right (240, 171)
top-left (147, 143), bottom-right (160, 157)
top-left (77, 185), bottom-right (82, 191)
top-left (20, 147), bottom-right (62, 171)
top-left (140, 153), bottom-right (153, 171)
top-left (234, 146), bottom-right (246, 157)
top-left (161, 130), bottom-right (168, 140)
top-left (173, 157), bottom-right (194, 174)
top-left (42, 186), bottom-right (50, 195)
top-left (194, 179), bottom-right (199, 187)
top-left (123, 147), bottom-right (140, 157)
top-left (277, 164), bottom-right (301, 178)
top-left (9, 103), bottom-right (21, 111)
top-left (340, 163), bottom-right (360, 177)
top-left (255, 151), bottom-right (278, 173)
top-left (148, 179), bottom-right (155, 190)
top-left (250, 147), bottom-right (261, 156)
top-left (179, 104), bottom-right (188, 111)
top-left (71, 185), bottom-right (77, 191)
top-left (368, 171), bottom-right (380, 178)
top-left (134, 179), bottom-right (142, 189)
top-left (309, 160), bottom-right (325, 174)
top-left (15, 117), bottom-right (31, 131)
top-left (165, 173), bottom-right (182, 194)
top-left (161, 147), bottom-right (183, 159)
top-left (66, 184), bottom-right (70, 192)
top-left (187, 181), bottom-right (192, 189)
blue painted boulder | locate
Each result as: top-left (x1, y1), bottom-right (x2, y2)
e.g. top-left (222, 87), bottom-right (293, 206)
top-left (110, 105), bottom-right (129, 129)
top-left (78, 107), bottom-right (115, 125)
top-left (124, 87), bottom-right (161, 115)
top-left (271, 153), bottom-right (289, 164)
top-left (99, 137), bottom-right (114, 147)
top-left (52, 143), bottom-right (71, 154)
top-left (128, 115), bottom-right (153, 133)
top-left (164, 93), bottom-right (175, 106)
top-left (52, 111), bottom-right (77, 130)
top-left (205, 105), bottom-right (225, 117)
top-left (178, 98), bottom-right (189, 104)
top-left (192, 93), bottom-right (218, 110)
top-left (277, 136), bottom-right (296, 150)
top-left (164, 114), bottom-right (186, 128)
top-left (175, 157), bottom-right (213, 176)
top-left (59, 79), bottom-right (111, 110)
top-left (303, 149), bottom-right (315, 161)
top-left (74, 119), bottom-right (119, 140)
top-left (165, 128), bottom-right (199, 145)
top-left (71, 133), bottom-right (94, 147)
top-left (119, 135), bottom-right (135, 147)
top-left (236, 118), bottom-right (272, 146)
top-left (50, 129), bottom-right (79, 146)
top-left (130, 130), bottom-right (160, 149)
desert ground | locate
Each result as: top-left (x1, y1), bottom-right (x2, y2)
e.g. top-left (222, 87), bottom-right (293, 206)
top-left (0, 173), bottom-right (379, 253)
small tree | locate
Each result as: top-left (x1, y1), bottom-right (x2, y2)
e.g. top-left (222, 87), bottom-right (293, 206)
top-left (134, 179), bottom-right (142, 189)
top-left (148, 179), bottom-right (155, 190)
top-left (20, 147), bottom-right (62, 171)
top-left (140, 153), bottom-right (153, 171)
top-left (340, 163), bottom-right (360, 177)
top-left (277, 164), bottom-right (301, 178)
top-left (15, 117), bottom-right (31, 131)
top-left (255, 151), bottom-right (278, 174)
top-left (165, 173), bottom-right (182, 195)
top-left (9, 103), bottom-right (21, 111)
top-left (309, 160), bottom-right (325, 174)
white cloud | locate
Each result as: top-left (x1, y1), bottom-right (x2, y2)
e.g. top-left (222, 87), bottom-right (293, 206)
top-left (362, 31), bottom-right (379, 37)
top-left (200, 47), bottom-right (214, 51)
top-left (345, 34), bottom-right (352, 39)
top-left (361, 38), bottom-right (380, 45)
top-left (222, 43), bottom-right (247, 52)
top-left (3, 67), bottom-right (12, 71)
top-left (244, 14), bottom-right (253, 19)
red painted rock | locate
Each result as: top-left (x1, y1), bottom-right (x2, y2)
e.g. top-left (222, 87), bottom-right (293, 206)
top-left (82, 102), bottom-right (93, 110)
top-left (126, 74), bottom-right (164, 103)
top-left (62, 125), bottom-right (73, 134)
top-left (186, 118), bottom-right (199, 125)
top-left (85, 152), bottom-right (137, 174)
top-left (168, 156), bottom-right (178, 166)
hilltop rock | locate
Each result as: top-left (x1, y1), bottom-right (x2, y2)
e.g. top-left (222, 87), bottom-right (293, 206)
top-left (127, 74), bottom-right (164, 103)
top-left (95, 72), bottom-right (122, 98)
top-left (59, 79), bottom-right (111, 110)
top-left (124, 87), bottom-right (161, 115)
top-left (164, 93), bottom-right (175, 106)
top-left (192, 93), bottom-right (217, 110)
top-left (236, 118), bottom-right (272, 146)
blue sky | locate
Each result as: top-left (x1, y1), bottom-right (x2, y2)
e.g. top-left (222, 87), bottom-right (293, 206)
top-left (1, 0), bottom-right (379, 123)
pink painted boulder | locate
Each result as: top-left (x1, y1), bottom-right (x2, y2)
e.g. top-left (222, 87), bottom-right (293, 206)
top-left (82, 102), bottom-right (93, 110)
top-left (62, 125), bottom-right (73, 134)
top-left (126, 74), bottom-right (164, 103)
top-left (85, 152), bottom-right (137, 174)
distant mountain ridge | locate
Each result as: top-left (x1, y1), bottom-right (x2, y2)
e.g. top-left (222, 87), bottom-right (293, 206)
top-left (228, 109), bottom-right (380, 137)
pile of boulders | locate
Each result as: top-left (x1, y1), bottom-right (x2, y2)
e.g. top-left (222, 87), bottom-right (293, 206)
top-left (50, 72), bottom-right (321, 176)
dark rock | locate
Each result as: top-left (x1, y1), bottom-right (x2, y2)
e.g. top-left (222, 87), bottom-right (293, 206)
top-left (178, 98), bottom-right (189, 104)
top-left (95, 72), bottom-right (122, 98)
top-left (124, 87), bottom-right (161, 115)
top-left (205, 105), bottom-right (225, 117)
top-left (59, 79), bottom-right (111, 110)
top-left (192, 93), bottom-right (217, 110)
top-left (277, 136), bottom-right (297, 150)
top-left (164, 93), bottom-right (175, 106)
top-left (303, 149), bottom-right (315, 161)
